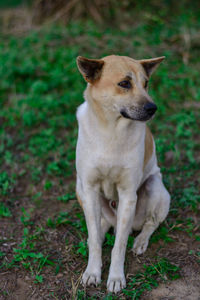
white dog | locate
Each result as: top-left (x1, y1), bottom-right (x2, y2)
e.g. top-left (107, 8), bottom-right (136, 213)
top-left (75, 55), bottom-right (170, 293)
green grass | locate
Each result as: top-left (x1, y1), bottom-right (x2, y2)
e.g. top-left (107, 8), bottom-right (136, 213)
top-left (0, 202), bottom-right (12, 217)
top-left (0, 3), bottom-right (200, 298)
top-left (1, 227), bottom-right (54, 281)
top-left (0, 171), bottom-right (16, 195)
top-left (46, 211), bottom-right (70, 228)
top-left (122, 258), bottom-right (180, 299)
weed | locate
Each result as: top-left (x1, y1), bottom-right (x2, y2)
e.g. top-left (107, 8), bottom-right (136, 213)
top-left (73, 213), bottom-right (87, 233)
top-left (46, 211), bottom-right (70, 228)
top-left (76, 241), bottom-right (88, 257)
top-left (105, 233), bottom-right (115, 247)
top-left (20, 207), bottom-right (33, 226)
top-left (151, 225), bottom-right (174, 244)
top-left (123, 258), bottom-right (180, 299)
top-left (0, 251), bottom-right (6, 258)
top-left (2, 227), bottom-right (54, 280)
top-left (76, 289), bottom-right (86, 299)
top-left (105, 232), bottom-right (134, 249)
top-left (57, 192), bottom-right (75, 203)
top-left (0, 202), bottom-right (12, 217)
top-left (195, 235), bottom-right (200, 241)
top-left (177, 186), bottom-right (200, 211)
top-left (0, 172), bottom-right (15, 195)
top-left (34, 274), bottom-right (43, 284)
top-left (44, 180), bottom-right (53, 190)
top-left (175, 217), bottom-right (198, 237)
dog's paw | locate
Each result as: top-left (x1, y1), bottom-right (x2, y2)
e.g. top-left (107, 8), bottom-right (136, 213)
top-left (82, 269), bottom-right (101, 287)
top-left (107, 274), bottom-right (126, 293)
top-left (132, 235), bottom-right (149, 255)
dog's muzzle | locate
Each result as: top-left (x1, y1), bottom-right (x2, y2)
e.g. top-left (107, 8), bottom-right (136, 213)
top-left (120, 102), bottom-right (157, 121)
top-left (143, 102), bottom-right (157, 116)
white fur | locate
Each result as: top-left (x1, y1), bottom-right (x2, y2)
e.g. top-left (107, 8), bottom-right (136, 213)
top-left (76, 92), bottom-right (170, 293)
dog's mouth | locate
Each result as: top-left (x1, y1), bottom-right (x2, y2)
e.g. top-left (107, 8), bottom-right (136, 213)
top-left (120, 103), bottom-right (157, 121)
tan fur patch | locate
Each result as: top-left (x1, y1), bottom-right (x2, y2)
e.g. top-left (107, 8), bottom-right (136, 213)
top-left (91, 97), bottom-right (108, 126)
top-left (144, 125), bottom-right (153, 168)
top-left (92, 55), bottom-right (145, 92)
top-left (76, 190), bottom-right (83, 208)
top-left (101, 55), bottom-right (145, 85)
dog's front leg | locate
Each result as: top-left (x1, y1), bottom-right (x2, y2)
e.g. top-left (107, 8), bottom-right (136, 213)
top-left (81, 185), bottom-right (102, 286)
top-left (107, 188), bottom-right (137, 293)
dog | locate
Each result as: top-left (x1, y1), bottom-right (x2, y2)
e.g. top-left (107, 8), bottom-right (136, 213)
top-left (75, 54), bottom-right (170, 293)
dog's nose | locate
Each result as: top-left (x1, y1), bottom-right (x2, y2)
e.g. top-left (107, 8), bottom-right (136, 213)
top-left (144, 102), bottom-right (157, 115)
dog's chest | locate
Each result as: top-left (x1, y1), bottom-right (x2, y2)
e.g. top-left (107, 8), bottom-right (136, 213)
top-left (99, 166), bottom-right (121, 201)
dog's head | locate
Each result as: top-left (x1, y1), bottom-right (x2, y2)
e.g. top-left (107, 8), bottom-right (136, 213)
top-left (77, 55), bottom-right (165, 121)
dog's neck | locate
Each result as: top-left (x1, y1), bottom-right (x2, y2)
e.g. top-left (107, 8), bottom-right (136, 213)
top-left (83, 88), bottom-right (146, 138)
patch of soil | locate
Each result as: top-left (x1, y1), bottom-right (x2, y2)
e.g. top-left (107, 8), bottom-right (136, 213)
top-left (1, 192), bottom-right (200, 299)
top-left (145, 266), bottom-right (200, 300)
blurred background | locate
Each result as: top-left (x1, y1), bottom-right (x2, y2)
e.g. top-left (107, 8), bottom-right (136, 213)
top-left (0, 1), bottom-right (200, 299)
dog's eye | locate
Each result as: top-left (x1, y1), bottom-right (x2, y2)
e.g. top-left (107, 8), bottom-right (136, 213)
top-left (144, 80), bottom-right (149, 89)
top-left (118, 80), bottom-right (131, 89)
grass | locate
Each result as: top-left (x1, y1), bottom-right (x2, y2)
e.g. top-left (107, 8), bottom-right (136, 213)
top-left (0, 202), bottom-right (12, 217)
top-left (122, 258), bottom-right (180, 299)
top-left (0, 171), bottom-right (16, 195)
top-left (0, 3), bottom-right (200, 299)
top-left (2, 226), bottom-right (54, 284)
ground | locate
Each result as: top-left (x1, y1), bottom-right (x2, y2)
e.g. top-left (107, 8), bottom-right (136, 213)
top-left (0, 3), bottom-right (200, 299)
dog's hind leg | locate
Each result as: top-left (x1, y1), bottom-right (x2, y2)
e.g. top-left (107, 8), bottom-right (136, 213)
top-left (100, 196), bottom-right (116, 242)
top-left (132, 173), bottom-right (170, 255)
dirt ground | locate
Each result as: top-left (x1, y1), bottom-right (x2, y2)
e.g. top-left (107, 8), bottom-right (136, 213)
top-left (1, 196), bottom-right (200, 299)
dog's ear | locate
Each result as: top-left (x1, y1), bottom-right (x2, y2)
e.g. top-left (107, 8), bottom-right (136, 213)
top-left (76, 56), bottom-right (104, 83)
top-left (140, 56), bottom-right (165, 77)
